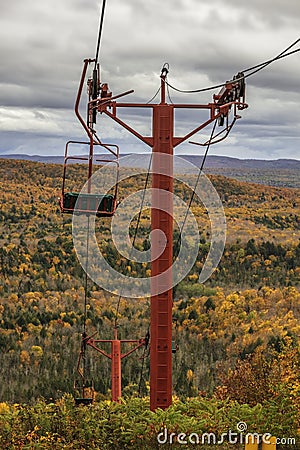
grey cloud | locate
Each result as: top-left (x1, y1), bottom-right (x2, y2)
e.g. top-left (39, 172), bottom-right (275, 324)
top-left (0, 0), bottom-right (299, 159)
top-left (223, 0), bottom-right (300, 26)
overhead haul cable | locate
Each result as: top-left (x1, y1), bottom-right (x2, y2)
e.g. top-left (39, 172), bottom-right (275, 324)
top-left (114, 155), bottom-right (153, 330)
top-left (173, 119), bottom-right (218, 259)
top-left (77, 0), bottom-right (107, 394)
top-left (94, 0), bottom-right (107, 69)
top-left (165, 38), bottom-right (300, 94)
top-left (243, 37), bottom-right (300, 79)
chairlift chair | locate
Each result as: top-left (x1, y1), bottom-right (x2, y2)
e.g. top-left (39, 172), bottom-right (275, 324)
top-left (60, 140), bottom-right (119, 217)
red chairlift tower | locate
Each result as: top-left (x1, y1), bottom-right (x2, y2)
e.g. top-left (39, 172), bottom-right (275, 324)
top-left (74, 60), bottom-right (247, 411)
top-left (76, 328), bottom-right (148, 403)
top-left (59, 0), bottom-right (249, 411)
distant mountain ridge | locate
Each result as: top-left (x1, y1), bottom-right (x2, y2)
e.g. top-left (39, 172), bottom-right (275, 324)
top-left (180, 155), bottom-right (300, 170)
top-left (1, 153), bottom-right (299, 170)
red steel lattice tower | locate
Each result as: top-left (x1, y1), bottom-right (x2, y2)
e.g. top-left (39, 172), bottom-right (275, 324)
top-left (81, 60), bottom-right (247, 410)
top-left (150, 74), bottom-right (174, 409)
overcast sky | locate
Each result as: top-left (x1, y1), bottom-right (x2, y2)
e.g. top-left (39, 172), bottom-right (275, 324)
top-left (0, 0), bottom-right (300, 160)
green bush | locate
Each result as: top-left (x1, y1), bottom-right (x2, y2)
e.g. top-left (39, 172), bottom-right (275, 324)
top-left (0, 394), bottom-right (298, 449)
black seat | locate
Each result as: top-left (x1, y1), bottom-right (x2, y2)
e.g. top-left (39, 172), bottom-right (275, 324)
top-left (61, 192), bottom-right (115, 217)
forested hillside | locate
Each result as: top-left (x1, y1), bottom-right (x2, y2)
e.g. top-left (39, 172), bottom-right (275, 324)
top-left (0, 158), bottom-right (299, 448)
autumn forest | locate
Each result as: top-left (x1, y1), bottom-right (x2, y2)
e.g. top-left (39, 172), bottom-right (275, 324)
top-left (0, 158), bottom-right (299, 449)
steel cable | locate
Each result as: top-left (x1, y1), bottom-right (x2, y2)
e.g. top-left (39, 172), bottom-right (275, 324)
top-left (114, 154), bottom-right (153, 329)
top-left (94, 0), bottom-right (107, 69)
top-left (165, 38), bottom-right (300, 94)
top-left (173, 119), bottom-right (218, 260)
